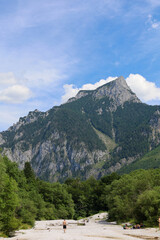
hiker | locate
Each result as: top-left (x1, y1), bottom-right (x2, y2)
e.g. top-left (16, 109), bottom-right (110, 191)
top-left (158, 216), bottom-right (160, 230)
top-left (63, 219), bottom-right (67, 233)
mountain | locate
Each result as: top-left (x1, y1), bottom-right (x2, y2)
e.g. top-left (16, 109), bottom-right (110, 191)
top-left (0, 76), bottom-right (160, 182)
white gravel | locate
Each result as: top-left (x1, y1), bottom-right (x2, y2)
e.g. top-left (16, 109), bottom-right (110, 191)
top-left (2, 213), bottom-right (160, 240)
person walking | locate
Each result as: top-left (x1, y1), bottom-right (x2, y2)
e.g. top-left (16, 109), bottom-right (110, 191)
top-left (158, 217), bottom-right (160, 230)
top-left (63, 219), bottom-right (67, 233)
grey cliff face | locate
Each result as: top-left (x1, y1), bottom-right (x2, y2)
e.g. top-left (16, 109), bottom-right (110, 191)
top-left (149, 110), bottom-right (160, 146)
top-left (2, 133), bottom-right (109, 182)
top-left (0, 134), bottom-right (5, 145)
top-left (67, 91), bottom-right (91, 103)
top-left (93, 76), bottom-right (141, 106)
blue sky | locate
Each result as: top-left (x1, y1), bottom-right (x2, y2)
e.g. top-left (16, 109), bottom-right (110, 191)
top-left (0, 0), bottom-right (160, 131)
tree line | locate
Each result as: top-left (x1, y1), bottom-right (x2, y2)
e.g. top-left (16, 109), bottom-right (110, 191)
top-left (0, 154), bottom-right (160, 237)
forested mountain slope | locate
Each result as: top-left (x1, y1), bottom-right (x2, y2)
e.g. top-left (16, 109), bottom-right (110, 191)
top-left (119, 144), bottom-right (160, 174)
top-left (0, 76), bottom-right (160, 181)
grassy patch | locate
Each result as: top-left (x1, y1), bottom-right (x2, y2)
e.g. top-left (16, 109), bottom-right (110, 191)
top-left (93, 127), bottom-right (117, 152)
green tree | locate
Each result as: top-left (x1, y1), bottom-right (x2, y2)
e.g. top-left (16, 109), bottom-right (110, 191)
top-left (65, 178), bottom-right (87, 218)
top-left (0, 155), bottom-right (20, 236)
top-left (0, 178), bottom-right (20, 235)
top-left (23, 162), bottom-right (36, 184)
top-left (135, 187), bottom-right (160, 225)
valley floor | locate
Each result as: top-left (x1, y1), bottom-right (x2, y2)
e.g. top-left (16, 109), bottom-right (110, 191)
top-left (3, 213), bottom-right (160, 240)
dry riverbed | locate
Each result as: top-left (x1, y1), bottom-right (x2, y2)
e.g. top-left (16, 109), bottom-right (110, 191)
top-left (2, 213), bottom-right (160, 240)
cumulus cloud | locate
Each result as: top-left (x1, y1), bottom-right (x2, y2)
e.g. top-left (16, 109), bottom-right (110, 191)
top-left (0, 71), bottom-right (33, 104)
top-left (0, 68), bottom-right (68, 105)
top-left (61, 76), bottom-right (117, 103)
top-left (0, 85), bottom-right (32, 104)
top-left (126, 74), bottom-right (160, 102)
top-left (62, 84), bottom-right (79, 103)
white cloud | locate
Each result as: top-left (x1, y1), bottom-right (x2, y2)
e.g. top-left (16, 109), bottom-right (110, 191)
top-left (152, 22), bottom-right (160, 29)
top-left (147, 14), bottom-right (160, 29)
top-left (0, 68), bottom-right (68, 105)
top-left (62, 84), bottom-right (79, 103)
top-left (61, 76), bottom-right (117, 103)
top-left (0, 72), bottom-right (17, 86)
top-left (126, 74), bottom-right (160, 102)
top-left (0, 85), bottom-right (32, 104)
top-left (24, 69), bottom-right (67, 87)
top-left (81, 77), bottom-right (117, 90)
top-left (0, 72), bottom-right (33, 104)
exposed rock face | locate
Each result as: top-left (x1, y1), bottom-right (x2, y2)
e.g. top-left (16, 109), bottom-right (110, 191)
top-left (0, 76), bottom-right (160, 182)
top-left (149, 110), bottom-right (160, 147)
top-left (0, 134), bottom-right (5, 145)
top-left (67, 91), bottom-right (91, 103)
top-left (2, 134), bottom-right (108, 182)
top-left (93, 76), bottom-right (140, 105)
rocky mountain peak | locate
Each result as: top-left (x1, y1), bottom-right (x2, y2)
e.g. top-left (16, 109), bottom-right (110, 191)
top-left (94, 76), bottom-right (141, 106)
top-left (68, 76), bottom-right (141, 107)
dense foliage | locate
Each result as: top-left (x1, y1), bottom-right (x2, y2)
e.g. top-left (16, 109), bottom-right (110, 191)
top-left (119, 144), bottom-right (160, 174)
top-left (112, 103), bottom-right (156, 158)
top-left (1, 155), bottom-right (160, 237)
top-left (0, 156), bottom-right (74, 237)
